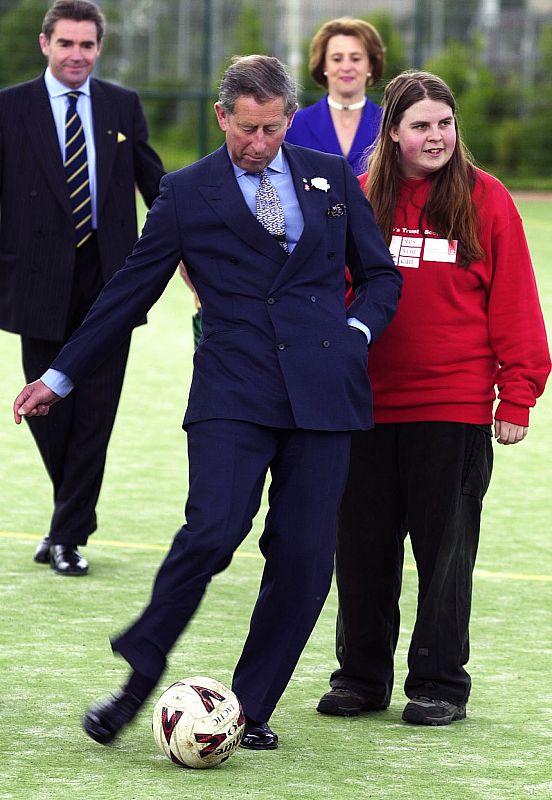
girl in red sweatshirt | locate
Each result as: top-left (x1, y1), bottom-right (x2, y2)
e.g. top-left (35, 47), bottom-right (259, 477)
top-left (317, 71), bottom-right (550, 725)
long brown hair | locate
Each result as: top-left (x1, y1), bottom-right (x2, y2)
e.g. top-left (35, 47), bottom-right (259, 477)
top-left (366, 71), bottom-right (484, 267)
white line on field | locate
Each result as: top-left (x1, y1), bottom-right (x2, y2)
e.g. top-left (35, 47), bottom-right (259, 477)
top-left (1, 530), bottom-right (551, 583)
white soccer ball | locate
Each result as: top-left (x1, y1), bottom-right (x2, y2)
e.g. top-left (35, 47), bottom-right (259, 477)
top-left (152, 676), bottom-right (245, 768)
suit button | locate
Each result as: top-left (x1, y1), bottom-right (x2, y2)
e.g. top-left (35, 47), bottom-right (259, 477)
top-left (327, 251), bottom-right (335, 259)
top-left (229, 257), bottom-right (238, 264)
top-left (310, 295), bottom-right (317, 302)
top-left (277, 343), bottom-right (286, 351)
top-left (30, 190), bottom-right (38, 197)
top-left (267, 297), bottom-right (275, 305)
top-left (322, 340), bottom-right (330, 348)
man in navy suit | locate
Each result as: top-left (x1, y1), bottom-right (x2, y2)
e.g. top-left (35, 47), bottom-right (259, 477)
top-left (0, 0), bottom-right (164, 575)
top-left (14, 55), bottom-right (401, 750)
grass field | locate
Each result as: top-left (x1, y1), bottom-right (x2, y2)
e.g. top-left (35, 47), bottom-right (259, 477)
top-left (0, 199), bottom-right (550, 800)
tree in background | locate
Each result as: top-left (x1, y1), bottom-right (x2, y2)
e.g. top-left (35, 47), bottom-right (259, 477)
top-left (495, 22), bottom-right (552, 180)
top-left (0, 0), bottom-right (549, 185)
top-left (0, 0), bottom-right (47, 86)
top-left (422, 27), bottom-right (552, 183)
top-left (370, 12), bottom-right (409, 101)
top-left (423, 39), bottom-right (517, 167)
top-left (148, 2), bottom-right (269, 168)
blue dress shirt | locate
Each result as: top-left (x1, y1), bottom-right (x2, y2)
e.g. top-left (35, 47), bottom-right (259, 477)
top-left (44, 67), bottom-right (98, 228)
top-left (231, 147), bottom-right (303, 252)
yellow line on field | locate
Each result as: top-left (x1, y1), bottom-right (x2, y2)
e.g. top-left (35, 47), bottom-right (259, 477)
top-left (1, 530), bottom-right (551, 581)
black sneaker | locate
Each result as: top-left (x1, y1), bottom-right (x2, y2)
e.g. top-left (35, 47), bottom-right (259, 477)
top-left (402, 696), bottom-right (466, 726)
top-left (317, 687), bottom-right (387, 717)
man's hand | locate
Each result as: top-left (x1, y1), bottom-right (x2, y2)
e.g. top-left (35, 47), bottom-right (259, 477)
top-left (13, 380), bottom-right (60, 424)
top-left (494, 419), bottom-right (528, 445)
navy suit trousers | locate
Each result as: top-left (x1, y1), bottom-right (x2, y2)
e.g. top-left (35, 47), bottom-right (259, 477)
top-left (112, 418), bottom-right (351, 721)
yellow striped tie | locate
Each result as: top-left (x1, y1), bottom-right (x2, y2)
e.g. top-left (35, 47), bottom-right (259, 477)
top-left (64, 92), bottom-right (92, 248)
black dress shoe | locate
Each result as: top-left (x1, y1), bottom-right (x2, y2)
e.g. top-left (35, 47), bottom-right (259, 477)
top-left (83, 689), bottom-right (143, 744)
top-left (33, 536), bottom-right (51, 564)
top-left (50, 544), bottom-right (88, 576)
top-left (240, 719), bottom-right (279, 750)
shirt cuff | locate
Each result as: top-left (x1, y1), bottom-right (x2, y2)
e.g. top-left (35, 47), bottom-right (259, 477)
top-left (347, 317), bottom-right (371, 345)
top-left (41, 368), bottom-right (74, 398)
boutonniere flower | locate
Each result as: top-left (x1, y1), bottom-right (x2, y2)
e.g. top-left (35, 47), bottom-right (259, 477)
top-left (302, 176), bottom-right (330, 192)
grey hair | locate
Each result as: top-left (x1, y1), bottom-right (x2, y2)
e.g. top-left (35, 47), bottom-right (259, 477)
top-left (218, 55), bottom-right (297, 117)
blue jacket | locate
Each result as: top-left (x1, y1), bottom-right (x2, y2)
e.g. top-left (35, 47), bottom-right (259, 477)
top-left (286, 96), bottom-right (382, 176)
top-left (52, 142), bottom-right (401, 432)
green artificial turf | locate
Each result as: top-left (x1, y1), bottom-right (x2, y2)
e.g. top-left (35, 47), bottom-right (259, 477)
top-left (0, 199), bottom-right (550, 799)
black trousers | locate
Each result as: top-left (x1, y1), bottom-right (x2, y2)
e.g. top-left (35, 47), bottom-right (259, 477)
top-left (112, 419), bottom-right (351, 723)
top-left (21, 235), bottom-right (131, 546)
top-left (331, 422), bottom-right (493, 707)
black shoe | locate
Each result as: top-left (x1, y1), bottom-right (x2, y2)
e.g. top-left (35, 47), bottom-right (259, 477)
top-left (240, 719), bottom-right (279, 750)
top-left (317, 687), bottom-right (388, 717)
top-left (402, 696), bottom-right (467, 726)
top-left (33, 536), bottom-right (51, 564)
top-left (50, 544), bottom-right (88, 576)
top-left (82, 690), bottom-right (143, 744)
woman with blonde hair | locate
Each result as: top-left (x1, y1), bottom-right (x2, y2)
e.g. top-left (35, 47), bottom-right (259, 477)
top-left (317, 71), bottom-right (550, 725)
top-left (286, 17), bottom-right (384, 174)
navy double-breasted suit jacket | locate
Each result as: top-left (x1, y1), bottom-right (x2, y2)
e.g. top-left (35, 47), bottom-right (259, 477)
top-left (51, 142), bottom-right (401, 431)
top-left (0, 74), bottom-right (164, 342)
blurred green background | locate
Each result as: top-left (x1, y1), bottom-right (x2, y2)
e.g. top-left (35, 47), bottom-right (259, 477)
top-left (1, 0), bottom-right (552, 183)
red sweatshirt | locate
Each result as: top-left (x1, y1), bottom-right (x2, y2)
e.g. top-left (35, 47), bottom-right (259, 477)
top-left (357, 169), bottom-right (550, 427)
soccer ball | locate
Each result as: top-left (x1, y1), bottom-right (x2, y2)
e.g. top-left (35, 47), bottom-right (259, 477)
top-left (152, 676), bottom-right (245, 768)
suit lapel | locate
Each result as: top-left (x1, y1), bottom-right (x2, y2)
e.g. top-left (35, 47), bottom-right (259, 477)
top-left (23, 77), bottom-right (73, 220)
top-left (91, 79), bottom-right (118, 220)
top-left (350, 100), bottom-right (379, 163)
top-left (198, 146), bottom-right (288, 265)
top-left (198, 145), bottom-right (331, 286)
top-left (269, 143), bottom-right (329, 293)
top-left (307, 99), bottom-right (342, 155)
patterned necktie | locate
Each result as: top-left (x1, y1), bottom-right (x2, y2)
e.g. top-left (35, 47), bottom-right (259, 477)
top-left (255, 169), bottom-right (288, 253)
top-left (64, 91), bottom-right (92, 248)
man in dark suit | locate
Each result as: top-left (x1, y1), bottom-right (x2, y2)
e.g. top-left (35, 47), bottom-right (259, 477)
top-left (1, 0), bottom-right (164, 575)
top-left (14, 54), bottom-right (401, 750)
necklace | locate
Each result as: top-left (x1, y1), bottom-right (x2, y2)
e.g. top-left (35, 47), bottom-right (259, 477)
top-left (327, 96), bottom-right (366, 112)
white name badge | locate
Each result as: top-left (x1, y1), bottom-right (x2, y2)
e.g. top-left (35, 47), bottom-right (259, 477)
top-left (389, 235), bottom-right (402, 261)
top-left (401, 246), bottom-right (422, 258)
top-left (390, 235), bottom-right (423, 267)
top-left (423, 238), bottom-right (458, 263)
top-left (398, 256), bottom-right (420, 268)
top-left (402, 236), bottom-right (423, 248)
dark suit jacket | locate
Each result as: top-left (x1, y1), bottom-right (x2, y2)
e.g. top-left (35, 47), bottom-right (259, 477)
top-left (0, 74), bottom-right (164, 341)
top-left (285, 96), bottom-right (382, 176)
top-left (51, 142), bottom-right (402, 432)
